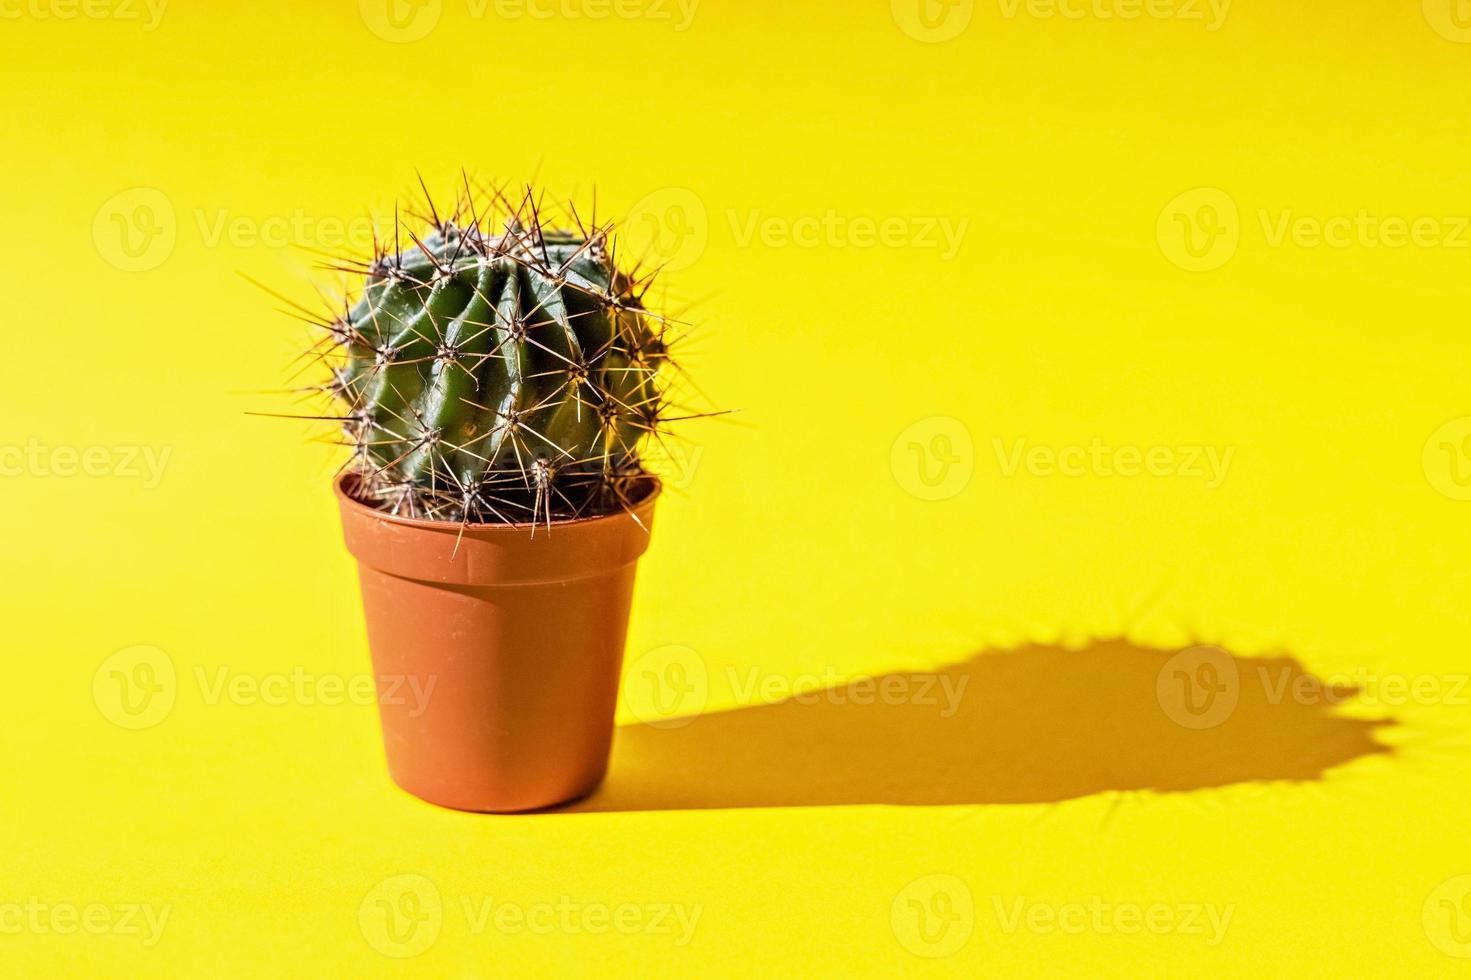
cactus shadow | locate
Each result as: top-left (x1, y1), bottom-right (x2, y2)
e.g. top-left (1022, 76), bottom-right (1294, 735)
top-left (566, 638), bottom-right (1395, 812)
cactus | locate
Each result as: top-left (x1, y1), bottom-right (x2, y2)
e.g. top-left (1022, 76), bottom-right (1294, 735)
top-left (313, 184), bottom-right (678, 526)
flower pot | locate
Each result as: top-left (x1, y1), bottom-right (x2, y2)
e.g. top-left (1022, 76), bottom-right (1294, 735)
top-left (334, 474), bottom-right (660, 813)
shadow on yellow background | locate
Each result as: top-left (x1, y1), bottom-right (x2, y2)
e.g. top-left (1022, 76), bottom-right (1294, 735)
top-left (572, 639), bottom-right (1393, 811)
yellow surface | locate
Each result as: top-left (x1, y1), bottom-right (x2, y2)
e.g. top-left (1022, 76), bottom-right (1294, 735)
top-left (3, 0), bottom-right (1470, 975)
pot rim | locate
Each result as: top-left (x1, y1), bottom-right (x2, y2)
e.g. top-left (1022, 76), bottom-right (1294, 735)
top-left (333, 471), bottom-right (662, 533)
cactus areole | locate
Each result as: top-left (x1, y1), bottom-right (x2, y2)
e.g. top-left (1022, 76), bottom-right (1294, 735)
top-left (327, 192), bottom-right (673, 526)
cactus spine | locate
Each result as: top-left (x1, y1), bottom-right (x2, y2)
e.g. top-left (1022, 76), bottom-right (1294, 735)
top-left (318, 184), bottom-right (674, 525)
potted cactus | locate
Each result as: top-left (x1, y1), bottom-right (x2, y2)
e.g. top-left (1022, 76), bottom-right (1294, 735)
top-left (302, 182), bottom-right (686, 813)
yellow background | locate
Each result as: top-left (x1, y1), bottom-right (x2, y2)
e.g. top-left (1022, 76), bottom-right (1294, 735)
top-left (4, 0), bottom-right (1471, 974)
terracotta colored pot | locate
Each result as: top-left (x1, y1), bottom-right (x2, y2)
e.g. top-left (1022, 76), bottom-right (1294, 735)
top-left (335, 474), bottom-right (659, 813)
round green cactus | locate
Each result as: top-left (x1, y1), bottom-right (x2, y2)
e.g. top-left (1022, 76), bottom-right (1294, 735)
top-left (322, 189), bottom-right (673, 524)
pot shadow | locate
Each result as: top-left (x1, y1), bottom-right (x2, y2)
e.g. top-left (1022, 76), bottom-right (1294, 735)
top-left (565, 638), bottom-right (1395, 812)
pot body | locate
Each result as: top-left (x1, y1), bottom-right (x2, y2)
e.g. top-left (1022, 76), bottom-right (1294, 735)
top-left (335, 476), bottom-right (659, 812)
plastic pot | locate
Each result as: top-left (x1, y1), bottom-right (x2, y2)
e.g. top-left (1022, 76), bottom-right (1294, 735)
top-left (335, 474), bottom-right (659, 812)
